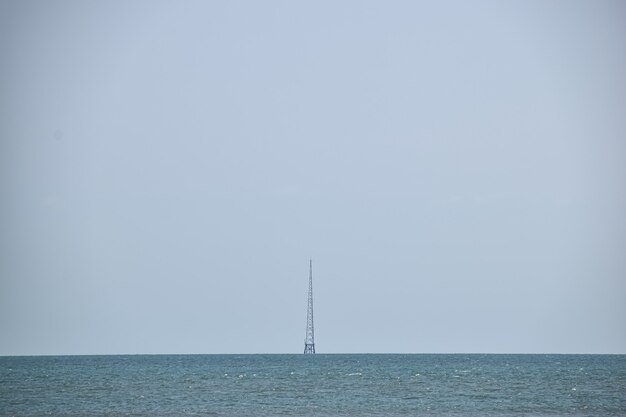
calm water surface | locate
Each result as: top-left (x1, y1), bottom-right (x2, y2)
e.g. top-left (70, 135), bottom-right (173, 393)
top-left (1, 354), bottom-right (625, 416)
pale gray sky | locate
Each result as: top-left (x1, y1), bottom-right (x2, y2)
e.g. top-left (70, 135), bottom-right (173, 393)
top-left (1, 0), bottom-right (625, 355)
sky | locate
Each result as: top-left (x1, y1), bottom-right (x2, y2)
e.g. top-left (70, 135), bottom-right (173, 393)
top-left (1, 0), bottom-right (625, 355)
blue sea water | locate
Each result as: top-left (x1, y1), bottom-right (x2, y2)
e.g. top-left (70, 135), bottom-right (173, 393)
top-left (1, 354), bottom-right (625, 416)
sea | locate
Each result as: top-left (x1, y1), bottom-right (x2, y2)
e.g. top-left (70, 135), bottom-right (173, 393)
top-left (1, 354), bottom-right (625, 416)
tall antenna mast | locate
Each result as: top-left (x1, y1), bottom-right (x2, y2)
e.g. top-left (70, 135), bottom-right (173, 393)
top-left (304, 258), bottom-right (315, 354)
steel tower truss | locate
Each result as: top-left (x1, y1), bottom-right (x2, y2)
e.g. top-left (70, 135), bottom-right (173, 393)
top-left (304, 259), bottom-right (315, 354)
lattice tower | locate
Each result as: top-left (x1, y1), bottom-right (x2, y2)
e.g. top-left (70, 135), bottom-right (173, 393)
top-left (304, 259), bottom-right (315, 354)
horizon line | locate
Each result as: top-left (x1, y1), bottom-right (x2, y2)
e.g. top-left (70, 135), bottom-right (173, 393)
top-left (2, 351), bottom-right (625, 357)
